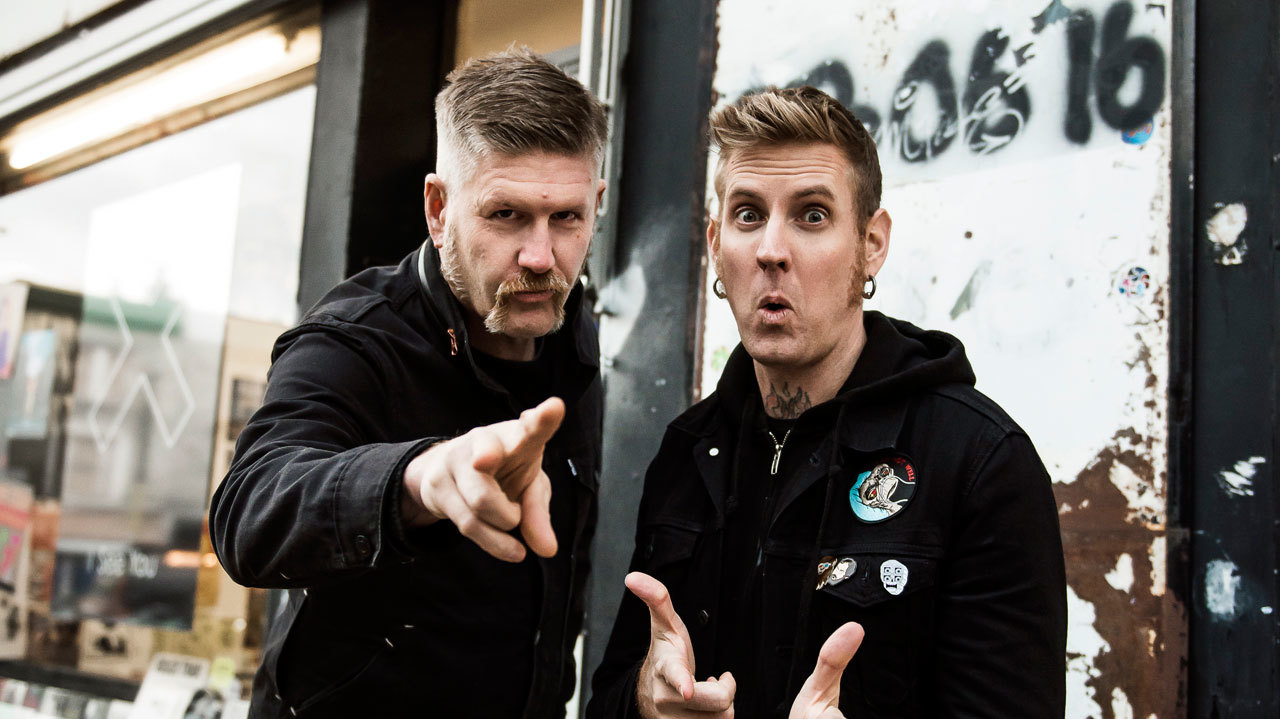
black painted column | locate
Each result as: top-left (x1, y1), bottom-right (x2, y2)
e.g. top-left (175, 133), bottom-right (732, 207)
top-left (1189, 0), bottom-right (1279, 715)
top-left (580, 0), bottom-right (719, 709)
top-left (297, 0), bottom-right (453, 311)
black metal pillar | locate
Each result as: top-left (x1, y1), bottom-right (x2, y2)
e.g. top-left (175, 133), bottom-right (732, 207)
top-left (297, 0), bottom-right (453, 311)
top-left (580, 0), bottom-right (718, 708)
top-left (1189, 0), bottom-right (1279, 715)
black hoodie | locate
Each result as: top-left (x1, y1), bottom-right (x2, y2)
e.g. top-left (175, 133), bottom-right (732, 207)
top-left (587, 311), bottom-right (1066, 719)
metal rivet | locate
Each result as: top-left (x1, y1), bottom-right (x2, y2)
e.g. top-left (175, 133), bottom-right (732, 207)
top-left (709, 447), bottom-right (720, 456)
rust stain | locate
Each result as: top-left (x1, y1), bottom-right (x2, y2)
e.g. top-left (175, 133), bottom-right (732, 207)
top-left (1057, 434), bottom-right (1185, 719)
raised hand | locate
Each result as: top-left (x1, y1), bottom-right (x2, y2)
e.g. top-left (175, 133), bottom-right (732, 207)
top-left (788, 623), bottom-right (865, 719)
top-left (627, 572), bottom-right (736, 718)
top-left (401, 396), bottom-right (564, 561)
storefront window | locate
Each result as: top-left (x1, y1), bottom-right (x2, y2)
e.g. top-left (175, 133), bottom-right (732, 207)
top-left (0, 13), bottom-right (317, 707)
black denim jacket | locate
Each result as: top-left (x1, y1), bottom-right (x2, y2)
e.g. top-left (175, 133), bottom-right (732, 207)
top-left (210, 243), bottom-right (602, 718)
top-left (588, 313), bottom-right (1066, 719)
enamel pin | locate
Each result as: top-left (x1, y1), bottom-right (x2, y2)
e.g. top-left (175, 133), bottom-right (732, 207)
top-left (849, 454), bottom-right (918, 523)
top-left (880, 559), bottom-right (908, 595)
top-left (816, 556), bottom-right (857, 590)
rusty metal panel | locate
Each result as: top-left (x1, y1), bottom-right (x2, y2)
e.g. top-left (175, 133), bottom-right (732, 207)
top-left (701, 1), bottom-right (1181, 715)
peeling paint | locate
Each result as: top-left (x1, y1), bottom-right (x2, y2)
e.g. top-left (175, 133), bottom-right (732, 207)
top-left (1206, 202), bottom-right (1248, 265)
top-left (1105, 454), bottom-right (1164, 528)
top-left (1112, 687), bottom-right (1135, 719)
top-left (1106, 553), bottom-right (1135, 593)
top-left (1057, 431), bottom-right (1182, 719)
top-left (1066, 586), bottom-right (1108, 719)
top-left (1148, 536), bottom-right (1165, 596)
top-left (1215, 456), bottom-right (1265, 497)
top-left (1204, 559), bottom-right (1241, 619)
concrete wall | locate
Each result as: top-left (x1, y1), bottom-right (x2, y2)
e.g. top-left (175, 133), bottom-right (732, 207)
top-left (701, 2), bottom-right (1178, 716)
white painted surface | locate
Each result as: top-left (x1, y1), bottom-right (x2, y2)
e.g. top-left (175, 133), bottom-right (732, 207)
top-left (1204, 559), bottom-right (1241, 620)
top-left (1205, 202), bottom-right (1248, 265)
top-left (1106, 553), bottom-right (1135, 593)
top-left (1148, 536), bottom-right (1166, 596)
top-left (1066, 585), bottom-right (1108, 719)
top-left (1112, 687), bottom-right (1135, 719)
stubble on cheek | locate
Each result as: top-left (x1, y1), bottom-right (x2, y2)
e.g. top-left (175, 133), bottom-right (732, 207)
top-left (847, 238), bottom-right (868, 309)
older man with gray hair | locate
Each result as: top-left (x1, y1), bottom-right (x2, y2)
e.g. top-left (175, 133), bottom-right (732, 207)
top-left (211, 49), bottom-right (608, 718)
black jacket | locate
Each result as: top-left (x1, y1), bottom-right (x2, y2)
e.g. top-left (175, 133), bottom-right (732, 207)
top-left (210, 244), bottom-right (602, 718)
top-left (587, 312), bottom-right (1065, 718)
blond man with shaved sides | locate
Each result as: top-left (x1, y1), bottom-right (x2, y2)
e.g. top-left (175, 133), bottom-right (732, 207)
top-left (212, 50), bottom-right (608, 718)
top-left (589, 86), bottom-right (1066, 719)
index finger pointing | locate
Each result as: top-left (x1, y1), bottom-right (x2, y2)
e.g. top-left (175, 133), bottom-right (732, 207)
top-left (625, 572), bottom-right (686, 638)
top-left (518, 396), bottom-right (565, 448)
top-left (809, 622), bottom-right (864, 697)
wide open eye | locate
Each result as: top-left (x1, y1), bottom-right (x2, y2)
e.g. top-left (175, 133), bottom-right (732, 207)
top-left (734, 207), bottom-right (762, 224)
top-left (802, 208), bottom-right (828, 224)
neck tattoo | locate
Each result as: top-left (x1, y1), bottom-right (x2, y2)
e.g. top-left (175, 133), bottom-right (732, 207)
top-left (764, 381), bottom-right (812, 420)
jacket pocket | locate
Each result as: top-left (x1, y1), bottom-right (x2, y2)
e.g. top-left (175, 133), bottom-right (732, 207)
top-left (812, 545), bottom-right (941, 717)
top-left (636, 523), bottom-right (703, 599)
top-left (816, 545), bottom-right (940, 607)
top-left (273, 595), bottom-right (394, 714)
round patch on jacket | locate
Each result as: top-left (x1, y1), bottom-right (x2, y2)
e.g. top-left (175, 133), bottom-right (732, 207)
top-left (849, 455), bottom-right (917, 523)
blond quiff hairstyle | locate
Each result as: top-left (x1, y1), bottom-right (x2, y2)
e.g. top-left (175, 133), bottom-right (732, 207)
top-left (710, 86), bottom-right (882, 231)
top-left (434, 48), bottom-right (608, 183)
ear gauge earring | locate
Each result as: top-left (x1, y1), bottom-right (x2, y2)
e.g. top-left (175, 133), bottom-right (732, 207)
top-left (713, 277), bottom-right (728, 299)
top-left (862, 275), bottom-right (877, 300)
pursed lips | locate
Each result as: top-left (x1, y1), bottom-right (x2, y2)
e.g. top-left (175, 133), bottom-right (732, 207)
top-left (757, 293), bottom-right (793, 322)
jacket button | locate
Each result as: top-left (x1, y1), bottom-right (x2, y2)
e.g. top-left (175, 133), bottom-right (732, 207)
top-left (353, 535), bottom-right (372, 559)
top-left (708, 447), bottom-right (720, 457)
top-left (697, 609), bottom-right (710, 626)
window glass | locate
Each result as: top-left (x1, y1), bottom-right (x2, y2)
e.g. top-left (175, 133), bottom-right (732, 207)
top-left (0, 83), bottom-right (315, 689)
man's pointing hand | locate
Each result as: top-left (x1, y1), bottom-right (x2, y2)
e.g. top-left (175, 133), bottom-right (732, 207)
top-left (628, 572), bottom-right (735, 718)
top-left (402, 396), bottom-right (564, 561)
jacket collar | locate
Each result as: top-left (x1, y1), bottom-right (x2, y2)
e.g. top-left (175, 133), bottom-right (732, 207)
top-left (678, 312), bottom-right (936, 520)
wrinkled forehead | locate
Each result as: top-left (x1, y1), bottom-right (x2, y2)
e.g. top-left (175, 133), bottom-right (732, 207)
top-left (716, 141), bottom-right (855, 202)
top-left (713, 142), bottom-right (857, 208)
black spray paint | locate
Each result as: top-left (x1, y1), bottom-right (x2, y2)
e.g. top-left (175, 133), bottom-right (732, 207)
top-left (737, 0), bottom-right (1166, 162)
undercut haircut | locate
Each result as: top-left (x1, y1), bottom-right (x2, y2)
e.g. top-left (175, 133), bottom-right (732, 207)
top-left (709, 85), bottom-right (882, 231)
top-left (434, 48), bottom-right (609, 183)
